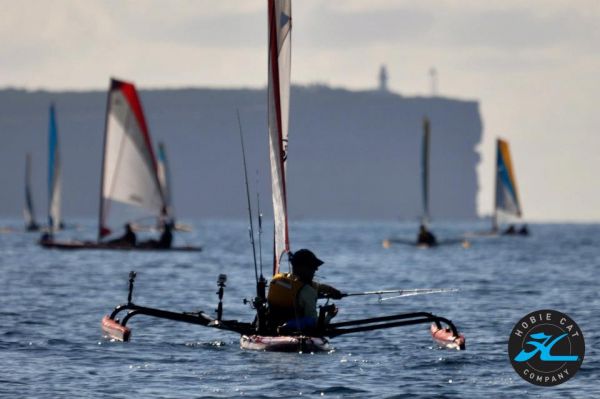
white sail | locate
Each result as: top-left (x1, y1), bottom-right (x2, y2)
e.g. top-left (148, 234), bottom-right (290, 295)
top-left (99, 79), bottom-right (165, 239)
top-left (48, 104), bottom-right (61, 232)
top-left (268, 0), bottom-right (292, 275)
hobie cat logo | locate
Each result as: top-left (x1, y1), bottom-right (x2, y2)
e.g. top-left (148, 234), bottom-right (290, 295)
top-left (508, 309), bottom-right (584, 386)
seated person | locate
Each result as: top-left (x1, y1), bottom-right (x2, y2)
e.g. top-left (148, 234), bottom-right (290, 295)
top-left (502, 225), bottom-right (517, 235)
top-left (518, 224), bottom-right (529, 236)
top-left (266, 249), bottom-right (342, 334)
top-left (139, 222), bottom-right (173, 249)
top-left (106, 223), bottom-right (136, 246)
top-left (417, 224), bottom-right (437, 246)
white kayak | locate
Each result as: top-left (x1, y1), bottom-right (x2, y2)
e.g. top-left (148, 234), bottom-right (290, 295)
top-left (240, 335), bottom-right (330, 352)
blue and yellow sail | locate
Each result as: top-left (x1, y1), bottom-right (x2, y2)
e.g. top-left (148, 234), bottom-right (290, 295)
top-left (494, 138), bottom-right (521, 229)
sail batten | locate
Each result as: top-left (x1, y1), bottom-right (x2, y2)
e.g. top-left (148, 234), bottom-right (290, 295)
top-left (494, 138), bottom-right (522, 227)
top-left (99, 78), bottom-right (165, 239)
top-left (48, 104), bottom-right (61, 232)
top-left (268, 0), bottom-right (292, 275)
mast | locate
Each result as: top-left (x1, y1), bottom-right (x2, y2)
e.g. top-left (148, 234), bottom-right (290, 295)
top-left (421, 117), bottom-right (430, 225)
top-left (268, 0), bottom-right (292, 275)
top-left (48, 103), bottom-right (61, 232)
top-left (98, 80), bottom-right (113, 241)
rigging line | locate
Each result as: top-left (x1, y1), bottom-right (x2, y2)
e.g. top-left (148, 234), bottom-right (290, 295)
top-left (236, 109), bottom-right (259, 285)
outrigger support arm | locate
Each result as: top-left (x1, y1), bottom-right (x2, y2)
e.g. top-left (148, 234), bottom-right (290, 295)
top-left (325, 312), bottom-right (459, 339)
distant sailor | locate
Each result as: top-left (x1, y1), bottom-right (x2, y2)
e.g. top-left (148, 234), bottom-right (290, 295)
top-left (107, 223), bottom-right (137, 247)
top-left (417, 224), bottom-right (437, 246)
top-left (139, 221), bottom-right (173, 249)
top-left (518, 224), bottom-right (529, 236)
top-left (267, 249), bottom-right (343, 334)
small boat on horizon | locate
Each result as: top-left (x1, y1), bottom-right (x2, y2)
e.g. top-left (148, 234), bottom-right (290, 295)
top-left (383, 117), bottom-right (468, 249)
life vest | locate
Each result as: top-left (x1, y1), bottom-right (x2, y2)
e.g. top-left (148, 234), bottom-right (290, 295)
top-left (267, 273), bottom-right (305, 309)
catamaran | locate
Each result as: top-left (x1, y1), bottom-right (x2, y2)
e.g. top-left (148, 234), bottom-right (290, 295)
top-left (101, 0), bottom-right (465, 353)
top-left (383, 118), bottom-right (466, 248)
top-left (24, 153), bottom-right (40, 232)
top-left (40, 79), bottom-right (200, 251)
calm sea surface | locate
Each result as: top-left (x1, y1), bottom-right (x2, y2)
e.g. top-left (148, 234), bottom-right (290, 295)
top-left (1, 220), bottom-right (598, 398)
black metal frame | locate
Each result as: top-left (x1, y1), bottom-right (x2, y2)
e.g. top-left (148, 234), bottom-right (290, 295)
top-left (102, 271), bottom-right (462, 344)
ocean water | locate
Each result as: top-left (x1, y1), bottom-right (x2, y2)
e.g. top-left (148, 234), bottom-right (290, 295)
top-left (0, 219), bottom-right (598, 398)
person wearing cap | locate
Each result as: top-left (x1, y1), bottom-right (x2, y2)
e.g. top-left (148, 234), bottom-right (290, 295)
top-left (417, 224), bottom-right (437, 246)
top-left (266, 249), bottom-right (343, 333)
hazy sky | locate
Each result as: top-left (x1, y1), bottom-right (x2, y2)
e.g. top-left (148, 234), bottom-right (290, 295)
top-left (2, 0), bottom-right (599, 221)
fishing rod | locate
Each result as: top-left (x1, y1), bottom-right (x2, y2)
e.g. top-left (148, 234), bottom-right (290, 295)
top-left (257, 190), bottom-right (264, 277)
top-left (341, 288), bottom-right (458, 300)
top-left (236, 109), bottom-right (259, 287)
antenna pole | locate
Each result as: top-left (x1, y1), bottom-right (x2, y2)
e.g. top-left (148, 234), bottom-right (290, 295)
top-left (236, 110), bottom-right (259, 286)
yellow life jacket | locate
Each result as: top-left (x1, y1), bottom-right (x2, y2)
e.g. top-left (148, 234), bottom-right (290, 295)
top-left (267, 273), bottom-right (305, 309)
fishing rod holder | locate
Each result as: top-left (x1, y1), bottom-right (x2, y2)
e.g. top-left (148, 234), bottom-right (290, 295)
top-left (215, 274), bottom-right (227, 321)
top-left (127, 271), bottom-right (136, 304)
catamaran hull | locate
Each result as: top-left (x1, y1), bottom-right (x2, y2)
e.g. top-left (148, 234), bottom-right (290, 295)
top-left (430, 323), bottom-right (465, 350)
top-left (39, 240), bottom-right (201, 252)
top-left (240, 334), bottom-right (330, 352)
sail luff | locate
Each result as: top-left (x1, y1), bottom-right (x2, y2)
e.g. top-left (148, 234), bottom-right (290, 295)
top-left (268, 0), bottom-right (292, 275)
top-left (98, 80), bottom-right (114, 240)
top-left (421, 117), bottom-right (430, 224)
top-left (48, 103), bottom-right (61, 232)
top-left (492, 139), bottom-right (500, 231)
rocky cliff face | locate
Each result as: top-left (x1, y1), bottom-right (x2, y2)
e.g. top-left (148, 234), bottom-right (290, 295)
top-left (0, 85), bottom-right (481, 220)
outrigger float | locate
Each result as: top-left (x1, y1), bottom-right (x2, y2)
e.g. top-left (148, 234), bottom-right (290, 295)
top-left (102, 0), bottom-right (465, 353)
top-left (102, 272), bottom-right (465, 352)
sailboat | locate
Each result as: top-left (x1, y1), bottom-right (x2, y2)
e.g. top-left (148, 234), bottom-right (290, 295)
top-left (48, 104), bottom-right (62, 233)
top-left (492, 138), bottom-right (528, 235)
top-left (40, 79), bottom-right (200, 251)
top-left (24, 153), bottom-right (40, 232)
top-left (100, 0), bottom-right (465, 353)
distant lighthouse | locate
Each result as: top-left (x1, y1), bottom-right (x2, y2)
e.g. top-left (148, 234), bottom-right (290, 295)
top-left (378, 65), bottom-right (388, 92)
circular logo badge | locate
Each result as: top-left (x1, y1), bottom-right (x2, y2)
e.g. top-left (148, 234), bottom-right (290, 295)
top-left (508, 309), bottom-right (584, 386)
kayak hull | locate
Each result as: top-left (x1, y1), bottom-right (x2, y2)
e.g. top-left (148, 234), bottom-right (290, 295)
top-left (240, 334), bottom-right (330, 352)
top-left (431, 323), bottom-right (465, 350)
top-left (39, 240), bottom-right (201, 252)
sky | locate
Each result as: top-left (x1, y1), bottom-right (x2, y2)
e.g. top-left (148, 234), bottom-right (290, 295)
top-left (1, 0), bottom-right (599, 221)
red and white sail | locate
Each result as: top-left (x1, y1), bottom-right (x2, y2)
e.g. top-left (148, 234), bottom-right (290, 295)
top-left (99, 78), bottom-right (165, 239)
top-left (268, 0), bottom-right (292, 275)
